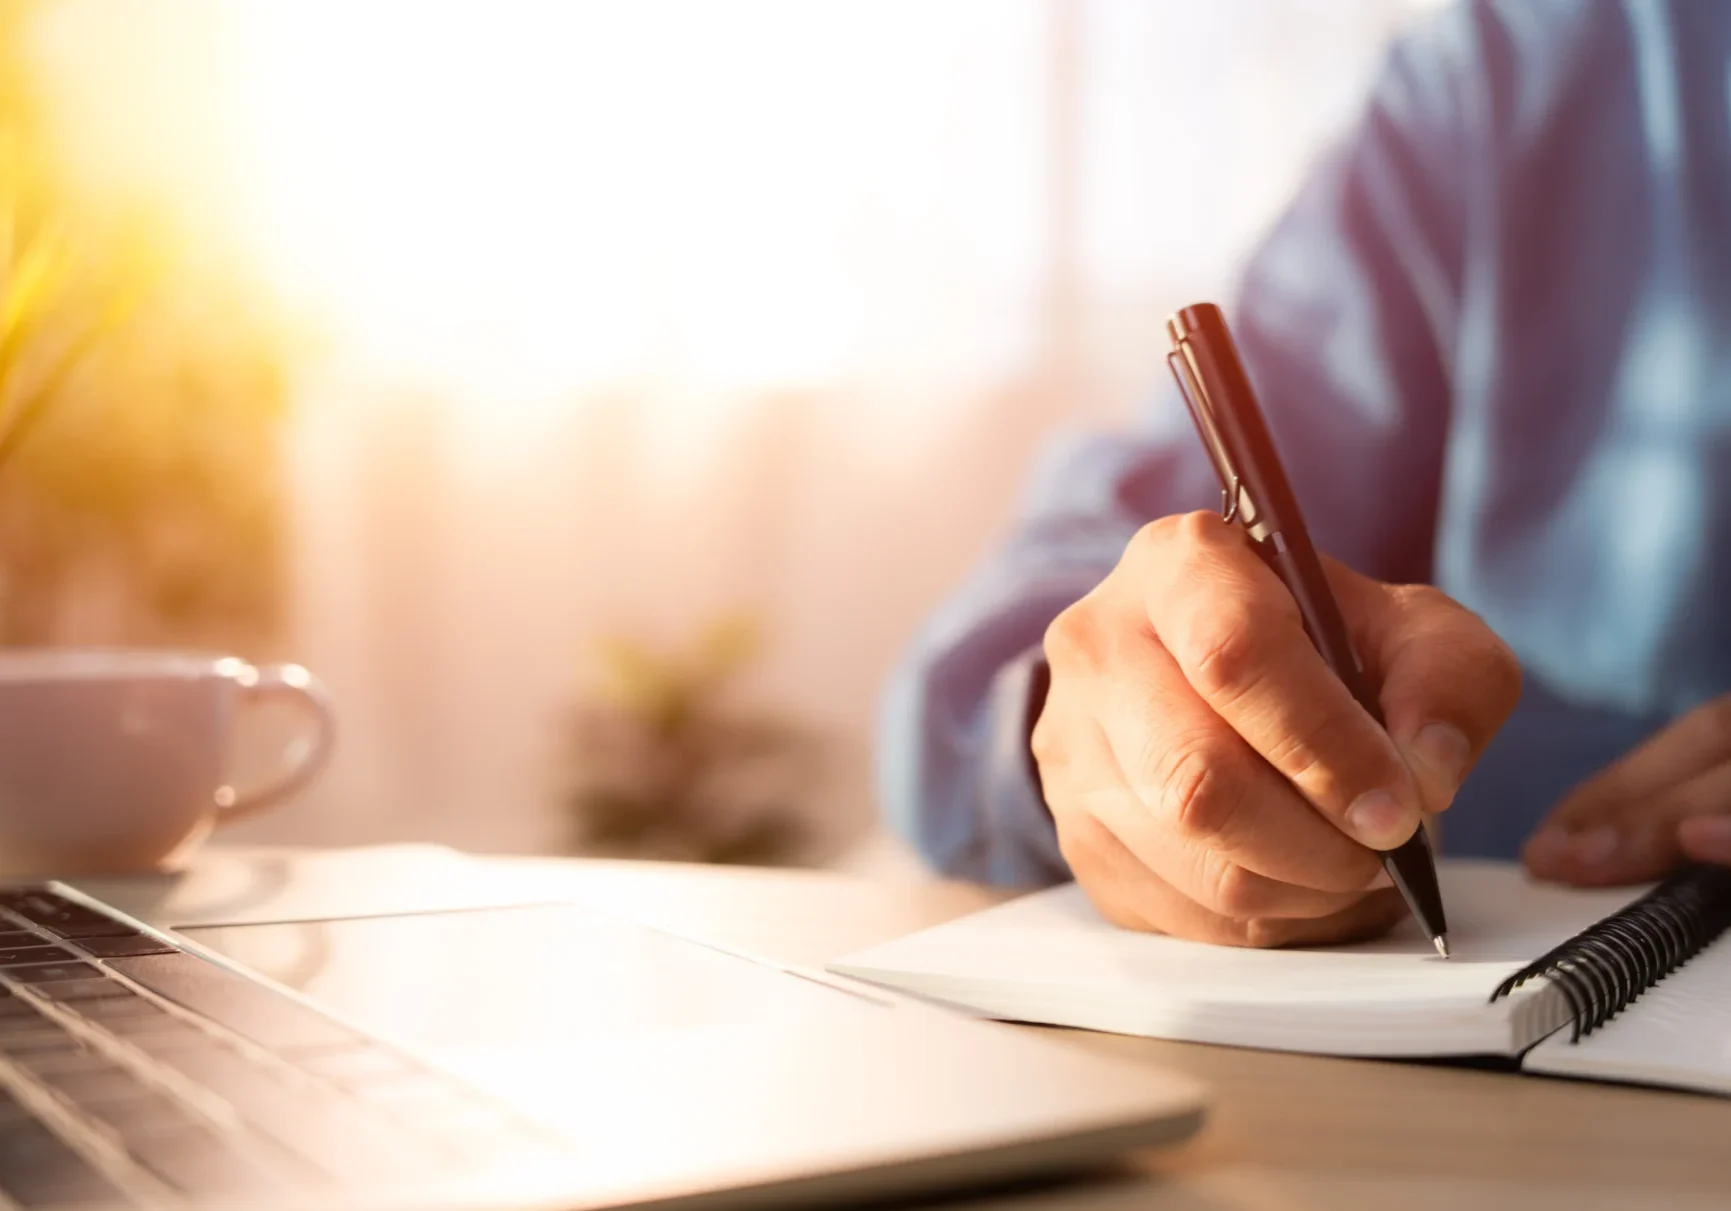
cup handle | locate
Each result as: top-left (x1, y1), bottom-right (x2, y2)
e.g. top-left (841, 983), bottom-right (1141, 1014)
top-left (219, 663), bottom-right (336, 821)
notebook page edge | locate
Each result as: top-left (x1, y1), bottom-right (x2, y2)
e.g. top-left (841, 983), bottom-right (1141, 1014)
top-left (826, 861), bottom-right (1631, 1059)
top-left (827, 965), bottom-right (1539, 1057)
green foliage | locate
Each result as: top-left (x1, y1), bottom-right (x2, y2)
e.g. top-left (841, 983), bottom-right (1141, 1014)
top-left (563, 612), bottom-right (821, 866)
top-left (0, 0), bottom-right (287, 649)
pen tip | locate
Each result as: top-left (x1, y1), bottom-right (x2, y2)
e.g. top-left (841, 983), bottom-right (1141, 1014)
top-left (1433, 935), bottom-right (1451, 959)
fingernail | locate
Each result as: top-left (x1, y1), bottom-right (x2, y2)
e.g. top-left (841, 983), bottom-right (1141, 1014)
top-left (1364, 868), bottom-right (1394, 891)
top-left (1680, 815), bottom-right (1731, 860)
top-left (1407, 723), bottom-right (1471, 792)
top-left (1345, 789), bottom-right (1420, 849)
top-left (1568, 825), bottom-right (1620, 867)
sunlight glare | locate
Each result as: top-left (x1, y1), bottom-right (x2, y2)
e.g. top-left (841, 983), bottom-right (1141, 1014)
top-left (223, 0), bottom-right (883, 404)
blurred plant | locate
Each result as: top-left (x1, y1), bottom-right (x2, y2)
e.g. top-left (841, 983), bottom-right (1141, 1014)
top-left (561, 612), bottom-right (821, 866)
top-left (0, 0), bottom-right (288, 650)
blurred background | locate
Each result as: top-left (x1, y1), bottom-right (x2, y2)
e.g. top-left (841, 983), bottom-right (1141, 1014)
top-left (0, 0), bottom-right (1444, 872)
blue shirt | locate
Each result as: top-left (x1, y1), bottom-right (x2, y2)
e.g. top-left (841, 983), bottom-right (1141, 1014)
top-left (880, 0), bottom-right (1731, 885)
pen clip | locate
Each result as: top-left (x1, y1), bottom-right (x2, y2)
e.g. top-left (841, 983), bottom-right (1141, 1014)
top-left (1166, 347), bottom-right (1252, 527)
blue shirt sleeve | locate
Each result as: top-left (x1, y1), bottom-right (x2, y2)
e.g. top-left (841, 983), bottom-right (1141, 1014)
top-left (878, 11), bottom-right (1473, 883)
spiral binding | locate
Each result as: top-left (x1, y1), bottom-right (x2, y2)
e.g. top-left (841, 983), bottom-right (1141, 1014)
top-left (1489, 864), bottom-right (1731, 1043)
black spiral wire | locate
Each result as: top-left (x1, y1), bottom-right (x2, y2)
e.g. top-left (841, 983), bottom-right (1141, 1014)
top-left (1489, 864), bottom-right (1731, 1042)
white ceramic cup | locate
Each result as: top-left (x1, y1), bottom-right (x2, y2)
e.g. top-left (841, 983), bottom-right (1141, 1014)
top-left (0, 649), bottom-right (334, 876)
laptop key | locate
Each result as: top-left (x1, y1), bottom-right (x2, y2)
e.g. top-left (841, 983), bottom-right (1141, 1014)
top-left (123, 1023), bottom-right (224, 1054)
top-left (108, 954), bottom-right (363, 1052)
top-left (87, 1093), bottom-right (202, 1137)
top-left (0, 889), bottom-right (91, 919)
top-left (0, 1028), bottom-right (83, 1058)
top-left (31, 977), bottom-right (134, 1003)
top-left (16, 1050), bottom-right (118, 1076)
top-left (72, 935), bottom-right (175, 959)
top-left (0, 891), bottom-right (110, 928)
top-left (6, 962), bottom-right (99, 985)
top-left (0, 1119), bottom-right (127, 1208)
top-left (0, 891), bottom-right (140, 942)
top-left (153, 1047), bottom-right (292, 1107)
top-left (56, 991), bottom-right (156, 1018)
top-left (95, 1010), bottom-right (198, 1038)
top-left (38, 1065), bottom-right (155, 1106)
top-left (0, 945), bottom-right (78, 967)
top-left (40, 921), bottom-right (141, 941)
top-left (127, 1127), bottom-right (298, 1197)
top-left (0, 1087), bottom-right (33, 1123)
top-left (42, 921), bottom-right (142, 941)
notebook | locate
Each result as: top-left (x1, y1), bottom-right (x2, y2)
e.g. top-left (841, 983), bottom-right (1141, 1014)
top-left (828, 860), bottom-right (1731, 1097)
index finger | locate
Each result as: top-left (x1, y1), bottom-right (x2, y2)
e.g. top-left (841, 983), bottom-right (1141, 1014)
top-left (1132, 512), bottom-right (1425, 852)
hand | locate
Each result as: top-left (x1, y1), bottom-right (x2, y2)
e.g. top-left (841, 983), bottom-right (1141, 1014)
top-left (1522, 697), bottom-right (1731, 885)
top-left (1033, 510), bottom-right (1522, 947)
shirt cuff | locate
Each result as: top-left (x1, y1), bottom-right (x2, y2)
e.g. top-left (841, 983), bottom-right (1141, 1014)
top-left (978, 645), bottom-right (1068, 885)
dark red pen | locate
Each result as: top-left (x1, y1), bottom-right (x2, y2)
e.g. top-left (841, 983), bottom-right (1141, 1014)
top-left (1165, 302), bottom-right (1450, 957)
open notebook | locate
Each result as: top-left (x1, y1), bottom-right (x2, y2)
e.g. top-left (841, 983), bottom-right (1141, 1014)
top-left (829, 860), bottom-right (1731, 1097)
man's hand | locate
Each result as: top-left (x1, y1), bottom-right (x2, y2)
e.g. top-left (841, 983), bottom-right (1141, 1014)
top-left (1523, 698), bottom-right (1731, 885)
top-left (1033, 510), bottom-right (1522, 947)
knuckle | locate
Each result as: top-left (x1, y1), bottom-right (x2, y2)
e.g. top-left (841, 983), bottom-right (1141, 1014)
top-left (1127, 515), bottom-right (1177, 560)
top-left (1388, 584), bottom-right (1464, 642)
top-left (1128, 511), bottom-right (1229, 571)
top-left (1391, 582), bottom-right (1452, 615)
top-left (1153, 733), bottom-right (1243, 843)
top-left (1200, 855), bottom-right (1263, 919)
top-left (1258, 701), bottom-right (1346, 785)
top-left (1468, 627), bottom-right (1523, 715)
top-left (1128, 508), bottom-right (1239, 584)
top-left (1053, 806), bottom-right (1108, 870)
top-left (1173, 508), bottom-right (1230, 550)
top-left (1058, 818), bottom-right (1158, 934)
top-left (1259, 699), bottom-right (1394, 818)
top-left (1241, 917), bottom-right (1295, 949)
top-left (1042, 599), bottom-right (1103, 672)
top-left (1178, 602), bottom-right (1268, 704)
top-left (1192, 913), bottom-right (1261, 948)
top-left (1028, 715), bottom-right (1062, 773)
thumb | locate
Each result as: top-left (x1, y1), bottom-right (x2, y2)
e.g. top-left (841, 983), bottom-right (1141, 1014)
top-left (1329, 568), bottom-right (1523, 815)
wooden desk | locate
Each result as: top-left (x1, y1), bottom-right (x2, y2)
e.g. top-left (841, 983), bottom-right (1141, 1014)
top-left (74, 847), bottom-right (1731, 1211)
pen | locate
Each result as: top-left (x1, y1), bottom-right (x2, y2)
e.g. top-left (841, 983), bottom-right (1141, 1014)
top-left (1164, 302), bottom-right (1450, 958)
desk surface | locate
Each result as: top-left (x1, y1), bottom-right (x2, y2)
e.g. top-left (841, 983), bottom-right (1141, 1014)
top-left (72, 845), bottom-right (1731, 1211)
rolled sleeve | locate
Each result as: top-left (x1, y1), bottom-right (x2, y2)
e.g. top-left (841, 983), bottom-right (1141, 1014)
top-left (876, 11), bottom-right (1471, 885)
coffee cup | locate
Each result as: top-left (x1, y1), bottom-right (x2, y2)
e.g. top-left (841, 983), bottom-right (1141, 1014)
top-left (0, 649), bottom-right (334, 876)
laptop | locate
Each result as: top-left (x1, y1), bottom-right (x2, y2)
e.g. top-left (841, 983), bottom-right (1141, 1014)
top-left (0, 880), bottom-right (1205, 1209)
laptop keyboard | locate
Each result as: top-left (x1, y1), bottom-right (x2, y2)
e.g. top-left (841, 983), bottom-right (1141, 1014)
top-left (0, 886), bottom-right (567, 1208)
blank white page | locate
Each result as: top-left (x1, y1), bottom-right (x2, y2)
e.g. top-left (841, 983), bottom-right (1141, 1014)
top-left (1524, 937), bottom-right (1731, 1096)
top-left (830, 861), bottom-right (1639, 1058)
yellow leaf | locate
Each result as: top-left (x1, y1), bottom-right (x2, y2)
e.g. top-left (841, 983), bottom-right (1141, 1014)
top-left (0, 223), bottom-right (69, 398)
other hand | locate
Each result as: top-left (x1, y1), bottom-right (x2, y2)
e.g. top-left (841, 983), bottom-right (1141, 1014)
top-left (1033, 510), bottom-right (1522, 947)
top-left (1523, 696), bottom-right (1731, 885)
